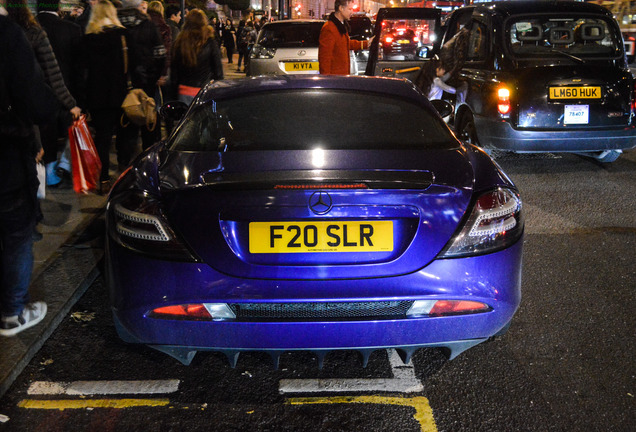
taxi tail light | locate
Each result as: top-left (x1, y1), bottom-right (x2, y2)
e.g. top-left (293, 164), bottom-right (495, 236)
top-left (107, 191), bottom-right (198, 262)
top-left (439, 188), bottom-right (523, 258)
top-left (413, 37), bottom-right (419, 43)
top-left (497, 87), bottom-right (511, 115)
top-left (385, 36), bottom-right (393, 44)
top-left (149, 303), bottom-right (236, 321)
top-left (407, 300), bottom-right (491, 317)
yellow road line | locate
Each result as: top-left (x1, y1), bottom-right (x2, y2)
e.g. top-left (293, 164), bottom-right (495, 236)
top-left (287, 395), bottom-right (437, 432)
top-left (18, 398), bottom-right (170, 410)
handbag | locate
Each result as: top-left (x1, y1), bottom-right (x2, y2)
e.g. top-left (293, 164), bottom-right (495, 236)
top-left (68, 114), bottom-right (101, 194)
top-left (120, 36), bottom-right (157, 131)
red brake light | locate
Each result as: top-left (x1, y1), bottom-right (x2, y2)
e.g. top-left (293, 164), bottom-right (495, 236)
top-left (152, 304), bottom-right (211, 319)
top-left (497, 87), bottom-right (511, 115)
top-left (429, 300), bottom-right (490, 316)
top-left (385, 36), bottom-right (393, 43)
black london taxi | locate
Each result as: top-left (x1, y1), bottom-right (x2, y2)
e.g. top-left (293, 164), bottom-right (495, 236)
top-left (366, 2), bottom-right (636, 163)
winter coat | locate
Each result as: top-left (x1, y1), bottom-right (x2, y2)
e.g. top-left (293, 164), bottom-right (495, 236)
top-left (171, 38), bottom-right (224, 93)
top-left (117, 8), bottom-right (166, 94)
top-left (148, 9), bottom-right (171, 76)
top-left (36, 12), bottom-right (83, 102)
top-left (82, 26), bottom-right (128, 111)
top-left (0, 14), bottom-right (56, 199)
top-left (222, 23), bottom-right (235, 49)
top-left (24, 25), bottom-right (76, 110)
top-left (318, 13), bottom-right (367, 75)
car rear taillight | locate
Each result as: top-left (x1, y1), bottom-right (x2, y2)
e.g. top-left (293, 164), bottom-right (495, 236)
top-left (149, 303), bottom-right (236, 321)
top-left (107, 191), bottom-right (199, 262)
top-left (406, 300), bottom-right (491, 317)
top-left (439, 188), bottom-right (523, 258)
top-left (497, 87), bottom-right (511, 115)
top-left (385, 36), bottom-right (394, 44)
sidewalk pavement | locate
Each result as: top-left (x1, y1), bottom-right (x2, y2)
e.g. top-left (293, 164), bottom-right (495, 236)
top-left (0, 61), bottom-right (245, 399)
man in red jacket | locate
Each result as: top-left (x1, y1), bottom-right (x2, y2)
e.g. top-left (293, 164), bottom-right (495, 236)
top-left (319, 0), bottom-right (372, 75)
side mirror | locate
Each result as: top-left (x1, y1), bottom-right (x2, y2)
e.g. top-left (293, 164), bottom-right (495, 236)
top-left (430, 99), bottom-right (453, 118)
top-left (159, 101), bottom-right (188, 122)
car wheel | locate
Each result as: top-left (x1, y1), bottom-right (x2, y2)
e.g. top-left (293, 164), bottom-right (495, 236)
top-left (459, 112), bottom-right (479, 145)
top-left (588, 150), bottom-right (622, 163)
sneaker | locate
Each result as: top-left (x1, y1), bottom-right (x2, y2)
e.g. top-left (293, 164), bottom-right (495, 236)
top-left (0, 302), bottom-right (47, 337)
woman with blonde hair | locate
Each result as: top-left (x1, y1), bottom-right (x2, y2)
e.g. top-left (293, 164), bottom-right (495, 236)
top-left (170, 9), bottom-right (224, 104)
top-left (82, 0), bottom-right (129, 193)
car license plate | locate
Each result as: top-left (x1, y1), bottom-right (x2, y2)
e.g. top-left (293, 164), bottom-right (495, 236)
top-left (284, 62), bottom-right (319, 72)
top-left (549, 86), bottom-right (601, 99)
top-left (398, 40), bottom-right (410, 44)
top-left (249, 221), bottom-right (394, 253)
top-left (564, 105), bottom-right (589, 124)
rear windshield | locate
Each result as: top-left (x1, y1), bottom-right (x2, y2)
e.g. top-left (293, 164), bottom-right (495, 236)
top-left (507, 15), bottom-right (623, 59)
top-left (169, 90), bottom-right (455, 152)
top-left (256, 22), bottom-right (324, 48)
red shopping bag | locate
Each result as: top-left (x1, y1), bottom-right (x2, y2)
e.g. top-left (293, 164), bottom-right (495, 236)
top-left (68, 115), bottom-right (101, 194)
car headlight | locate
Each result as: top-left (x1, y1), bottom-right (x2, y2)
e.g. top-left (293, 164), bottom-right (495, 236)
top-left (250, 46), bottom-right (276, 59)
top-left (439, 187), bottom-right (523, 258)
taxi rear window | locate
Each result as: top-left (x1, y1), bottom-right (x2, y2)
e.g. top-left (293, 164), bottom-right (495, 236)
top-left (169, 90), bottom-right (456, 152)
top-left (256, 22), bottom-right (324, 49)
top-left (507, 15), bottom-right (622, 59)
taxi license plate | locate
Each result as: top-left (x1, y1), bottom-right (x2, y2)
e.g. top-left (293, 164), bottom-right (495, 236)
top-left (398, 40), bottom-right (410, 44)
top-left (249, 221), bottom-right (394, 253)
top-left (284, 62), bottom-right (319, 72)
top-left (564, 104), bottom-right (589, 125)
top-left (549, 86), bottom-right (601, 100)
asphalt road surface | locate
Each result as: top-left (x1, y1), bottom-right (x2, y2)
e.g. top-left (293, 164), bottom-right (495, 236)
top-left (0, 150), bottom-right (634, 432)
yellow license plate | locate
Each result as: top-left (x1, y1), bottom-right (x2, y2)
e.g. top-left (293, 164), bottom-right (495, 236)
top-left (249, 221), bottom-right (394, 253)
top-left (398, 40), bottom-right (410, 44)
top-left (549, 86), bottom-right (601, 99)
top-left (284, 62), bottom-right (319, 72)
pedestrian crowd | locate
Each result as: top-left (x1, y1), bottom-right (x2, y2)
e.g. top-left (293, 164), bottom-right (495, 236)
top-left (0, 0), bottom-right (251, 338)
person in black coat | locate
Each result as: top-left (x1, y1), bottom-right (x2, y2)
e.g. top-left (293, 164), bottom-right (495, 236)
top-left (222, 18), bottom-right (235, 64)
top-left (0, 8), bottom-right (56, 336)
top-left (83, 0), bottom-right (128, 191)
top-left (36, 0), bottom-right (84, 182)
top-left (116, 0), bottom-right (166, 160)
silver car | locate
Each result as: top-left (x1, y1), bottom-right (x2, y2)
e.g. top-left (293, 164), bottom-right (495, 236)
top-left (247, 20), bottom-right (324, 76)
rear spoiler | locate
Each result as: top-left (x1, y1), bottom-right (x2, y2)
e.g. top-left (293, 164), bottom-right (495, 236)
top-left (201, 170), bottom-right (434, 190)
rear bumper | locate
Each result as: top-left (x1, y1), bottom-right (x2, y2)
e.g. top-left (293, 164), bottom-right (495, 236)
top-left (107, 237), bottom-right (523, 359)
top-left (474, 116), bottom-right (636, 152)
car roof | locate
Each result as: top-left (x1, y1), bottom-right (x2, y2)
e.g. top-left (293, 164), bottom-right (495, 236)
top-left (473, 1), bottom-right (614, 18)
top-left (262, 19), bottom-right (325, 26)
top-left (198, 75), bottom-right (428, 106)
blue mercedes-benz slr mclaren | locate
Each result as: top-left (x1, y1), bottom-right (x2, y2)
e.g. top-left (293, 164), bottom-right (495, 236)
top-left (106, 75), bottom-right (523, 367)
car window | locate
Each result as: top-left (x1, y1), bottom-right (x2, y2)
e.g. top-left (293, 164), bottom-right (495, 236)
top-left (349, 16), bottom-right (373, 41)
top-left (507, 15), bottom-right (622, 58)
top-left (378, 18), bottom-right (438, 61)
top-left (256, 22), bottom-right (324, 48)
top-left (169, 90), bottom-right (456, 152)
top-left (467, 21), bottom-right (488, 61)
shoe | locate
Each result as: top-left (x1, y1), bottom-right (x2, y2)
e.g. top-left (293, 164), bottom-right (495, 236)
top-left (99, 180), bottom-right (112, 196)
top-left (32, 226), bottom-right (43, 242)
top-left (0, 302), bottom-right (47, 337)
top-left (45, 161), bottom-right (61, 187)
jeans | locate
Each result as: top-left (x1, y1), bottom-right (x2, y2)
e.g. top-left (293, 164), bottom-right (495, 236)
top-left (0, 189), bottom-right (36, 317)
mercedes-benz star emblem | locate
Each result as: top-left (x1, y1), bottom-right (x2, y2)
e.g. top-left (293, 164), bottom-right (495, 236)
top-left (309, 191), bottom-right (332, 215)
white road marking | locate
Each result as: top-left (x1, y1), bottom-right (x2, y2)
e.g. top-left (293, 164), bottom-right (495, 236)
top-left (279, 349), bottom-right (424, 394)
top-left (27, 380), bottom-right (180, 396)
